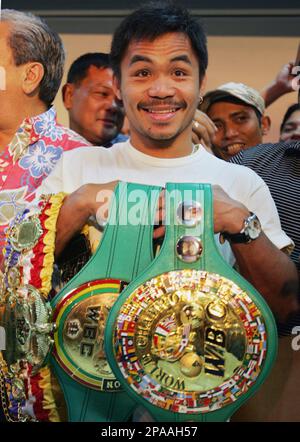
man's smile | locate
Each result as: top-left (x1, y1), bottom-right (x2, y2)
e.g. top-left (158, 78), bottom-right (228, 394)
top-left (223, 142), bottom-right (246, 155)
top-left (138, 101), bottom-right (185, 122)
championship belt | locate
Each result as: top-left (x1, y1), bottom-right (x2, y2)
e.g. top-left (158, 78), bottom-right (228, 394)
top-left (50, 182), bottom-right (161, 421)
top-left (105, 183), bottom-right (277, 422)
top-left (0, 198), bottom-right (56, 422)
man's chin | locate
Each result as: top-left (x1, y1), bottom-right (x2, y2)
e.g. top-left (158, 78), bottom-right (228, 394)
top-left (145, 129), bottom-right (179, 143)
top-left (92, 130), bottom-right (118, 145)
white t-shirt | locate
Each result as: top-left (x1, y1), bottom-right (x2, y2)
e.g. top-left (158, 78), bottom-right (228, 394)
top-left (37, 140), bottom-right (291, 263)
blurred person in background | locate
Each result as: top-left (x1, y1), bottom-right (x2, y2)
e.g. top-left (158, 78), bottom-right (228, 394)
top-left (280, 103), bottom-right (300, 142)
top-left (62, 52), bottom-right (127, 147)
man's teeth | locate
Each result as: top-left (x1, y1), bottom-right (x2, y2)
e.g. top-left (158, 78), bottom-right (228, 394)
top-left (226, 143), bottom-right (245, 154)
top-left (146, 109), bottom-right (177, 113)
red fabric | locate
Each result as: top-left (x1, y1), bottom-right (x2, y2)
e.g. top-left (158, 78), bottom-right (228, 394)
top-left (29, 201), bottom-right (52, 289)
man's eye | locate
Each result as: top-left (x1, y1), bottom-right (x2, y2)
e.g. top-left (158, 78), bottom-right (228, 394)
top-left (136, 70), bottom-right (150, 77)
top-left (174, 70), bottom-right (186, 77)
top-left (214, 122), bottom-right (223, 130)
top-left (236, 116), bottom-right (248, 123)
top-left (94, 91), bottom-right (108, 97)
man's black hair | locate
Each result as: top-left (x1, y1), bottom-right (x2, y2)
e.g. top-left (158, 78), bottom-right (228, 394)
top-left (280, 103), bottom-right (300, 133)
top-left (208, 96), bottom-right (262, 126)
top-left (66, 52), bottom-right (111, 84)
top-left (110, 1), bottom-right (208, 82)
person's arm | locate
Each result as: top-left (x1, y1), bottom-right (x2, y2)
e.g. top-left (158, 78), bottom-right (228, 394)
top-left (261, 62), bottom-right (296, 108)
top-left (55, 182), bottom-right (118, 257)
top-left (232, 237), bottom-right (298, 321)
top-left (213, 185), bottom-right (299, 321)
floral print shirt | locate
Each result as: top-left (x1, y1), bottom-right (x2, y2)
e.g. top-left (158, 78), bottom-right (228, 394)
top-left (0, 107), bottom-right (90, 253)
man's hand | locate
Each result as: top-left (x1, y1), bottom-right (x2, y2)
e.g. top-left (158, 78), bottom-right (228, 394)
top-left (153, 185), bottom-right (250, 239)
top-left (273, 62), bottom-right (297, 94)
top-left (261, 62), bottom-right (297, 107)
top-left (192, 109), bottom-right (217, 149)
top-left (55, 181), bottom-right (118, 257)
top-left (212, 185), bottom-right (250, 234)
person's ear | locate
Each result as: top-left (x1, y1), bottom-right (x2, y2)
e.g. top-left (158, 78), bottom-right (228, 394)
top-left (261, 115), bottom-right (271, 136)
top-left (113, 75), bottom-right (122, 101)
top-left (62, 83), bottom-right (75, 110)
top-left (21, 62), bottom-right (44, 96)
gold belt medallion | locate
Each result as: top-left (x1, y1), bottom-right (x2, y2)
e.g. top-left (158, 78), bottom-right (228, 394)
top-left (1, 284), bottom-right (53, 372)
top-left (113, 269), bottom-right (267, 413)
top-left (53, 279), bottom-right (127, 391)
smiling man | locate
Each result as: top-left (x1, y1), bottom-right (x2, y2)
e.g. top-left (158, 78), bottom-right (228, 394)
top-left (62, 53), bottom-right (126, 147)
top-left (200, 82), bottom-right (271, 160)
top-left (114, 32), bottom-right (203, 157)
top-left (1, 1), bottom-right (298, 422)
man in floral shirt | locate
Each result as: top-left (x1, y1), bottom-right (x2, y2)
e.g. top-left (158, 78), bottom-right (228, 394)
top-left (0, 9), bottom-right (90, 257)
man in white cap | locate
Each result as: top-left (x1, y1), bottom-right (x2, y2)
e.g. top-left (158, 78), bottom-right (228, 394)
top-left (199, 82), bottom-right (271, 160)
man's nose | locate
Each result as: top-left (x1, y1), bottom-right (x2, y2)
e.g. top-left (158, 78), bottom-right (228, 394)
top-left (103, 96), bottom-right (120, 112)
top-left (148, 76), bottom-right (175, 98)
top-left (224, 124), bottom-right (239, 139)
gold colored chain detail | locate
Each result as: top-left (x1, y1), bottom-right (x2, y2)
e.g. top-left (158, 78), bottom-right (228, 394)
top-left (0, 363), bottom-right (20, 422)
top-left (0, 361), bottom-right (37, 422)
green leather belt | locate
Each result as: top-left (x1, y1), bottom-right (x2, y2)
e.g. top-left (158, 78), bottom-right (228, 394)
top-left (50, 182), bottom-right (161, 421)
top-left (105, 183), bottom-right (277, 422)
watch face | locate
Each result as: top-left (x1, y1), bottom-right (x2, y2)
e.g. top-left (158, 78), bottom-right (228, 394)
top-left (246, 215), bottom-right (261, 240)
top-left (111, 269), bottom-right (268, 415)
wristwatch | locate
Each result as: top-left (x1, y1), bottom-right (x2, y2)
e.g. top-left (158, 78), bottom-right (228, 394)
top-left (221, 212), bottom-right (261, 244)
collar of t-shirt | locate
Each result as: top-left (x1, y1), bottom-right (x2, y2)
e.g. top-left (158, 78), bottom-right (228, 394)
top-left (124, 140), bottom-right (204, 168)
